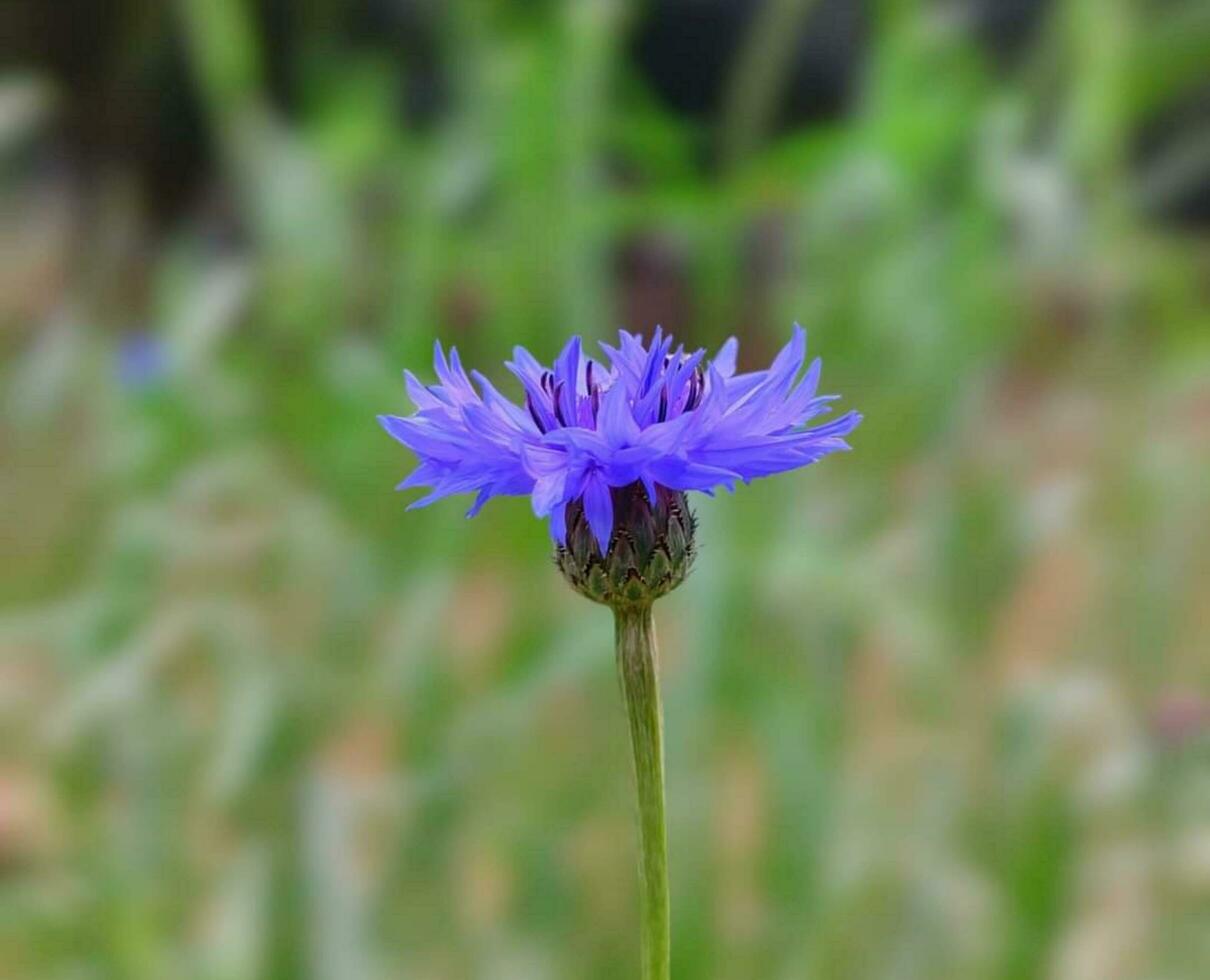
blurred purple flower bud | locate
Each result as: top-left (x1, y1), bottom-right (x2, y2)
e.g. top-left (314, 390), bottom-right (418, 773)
top-left (116, 333), bottom-right (168, 390)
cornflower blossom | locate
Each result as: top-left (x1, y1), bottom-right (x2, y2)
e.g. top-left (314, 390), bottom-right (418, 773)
top-left (379, 324), bottom-right (861, 554)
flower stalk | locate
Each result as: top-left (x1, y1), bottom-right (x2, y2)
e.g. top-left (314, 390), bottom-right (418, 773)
top-left (614, 604), bottom-right (670, 980)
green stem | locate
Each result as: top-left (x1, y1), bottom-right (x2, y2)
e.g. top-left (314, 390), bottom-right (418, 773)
top-left (719, 0), bottom-right (820, 169)
top-left (614, 604), bottom-right (670, 980)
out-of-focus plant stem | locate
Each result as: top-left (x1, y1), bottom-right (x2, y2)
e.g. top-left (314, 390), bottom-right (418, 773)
top-left (177, 0), bottom-right (262, 127)
top-left (614, 604), bottom-right (670, 980)
top-left (720, 0), bottom-right (820, 169)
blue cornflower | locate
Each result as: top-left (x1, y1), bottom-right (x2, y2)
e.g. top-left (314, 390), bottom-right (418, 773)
top-left (378, 325), bottom-right (861, 556)
top-left (116, 332), bottom-right (169, 390)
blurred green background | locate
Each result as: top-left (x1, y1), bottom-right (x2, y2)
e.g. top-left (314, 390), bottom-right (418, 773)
top-left (3, 1), bottom-right (1209, 977)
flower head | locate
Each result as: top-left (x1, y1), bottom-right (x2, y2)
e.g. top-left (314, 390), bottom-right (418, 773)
top-left (379, 325), bottom-right (861, 555)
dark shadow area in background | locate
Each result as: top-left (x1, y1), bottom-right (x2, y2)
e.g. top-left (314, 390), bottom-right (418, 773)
top-left (5, 0), bottom-right (1205, 232)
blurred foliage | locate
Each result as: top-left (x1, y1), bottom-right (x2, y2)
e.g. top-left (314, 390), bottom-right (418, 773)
top-left (2, 1), bottom-right (1210, 978)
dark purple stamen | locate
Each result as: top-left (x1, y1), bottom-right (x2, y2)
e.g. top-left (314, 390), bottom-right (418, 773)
top-left (552, 382), bottom-right (567, 426)
top-left (527, 394), bottom-right (548, 433)
top-left (684, 368), bottom-right (705, 411)
top-left (641, 346), bottom-right (665, 396)
top-left (658, 388), bottom-right (669, 422)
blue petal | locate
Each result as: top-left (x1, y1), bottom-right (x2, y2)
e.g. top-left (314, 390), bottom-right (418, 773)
top-left (549, 500), bottom-right (569, 545)
top-left (509, 345), bottom-right (548, 382)
top-left (532, 472), bottom-right (567, 516)
top-left (553, 336), bottom-right (582, 424)
top-left (471, 369), bottom-right (533, 429)
top-left (378, 414), bottom-right (466, 461)
top-left (404, 370), bottom-right (444, 410)
top-left (713, 337), bottom-right (738, 377)
top-left (505, 358), bottom-right (557, 432)
top-left (581, 471), bottom-right (614, 554)
top-left (597, 381), bottom-right (640, 448)
top-left (648, 458), bottom-right (742, 494)
top-left (466, 488), bottom-right (493, 518)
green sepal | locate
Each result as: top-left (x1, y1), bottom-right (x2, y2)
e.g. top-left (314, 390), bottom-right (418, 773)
top-left (555, 483), bottom-right (696, 610)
